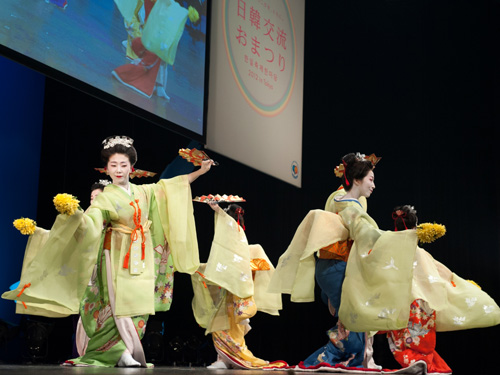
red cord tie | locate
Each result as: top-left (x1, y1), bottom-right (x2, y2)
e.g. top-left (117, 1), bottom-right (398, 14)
top-left (17, 283), bottom-right (31, 309)
top-left (123, 200), bottom-right (146, 269)
top-left (342, 160), bottom-right (350, 186)
top-left (235, 207), bottom-right (245, 232)
top-left (195, 271), bottom-right (207, 288)
top-left (392, 210), bottom-right (408, 231)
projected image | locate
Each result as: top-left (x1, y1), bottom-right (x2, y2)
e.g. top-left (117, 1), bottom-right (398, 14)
top-left (0, 0), bottom-right (208, 137)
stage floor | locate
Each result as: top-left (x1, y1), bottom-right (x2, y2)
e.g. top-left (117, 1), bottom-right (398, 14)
top-left (0, 364), bottom-right (486, 375)
top-left (0, 365), bottom-right (289, 375)
top-left (0, 364), bottom-right (494, 375)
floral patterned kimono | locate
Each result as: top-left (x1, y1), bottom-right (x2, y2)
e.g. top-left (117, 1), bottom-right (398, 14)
top-left (3, 176), bottom-right (199, 367)
top-left (382, 244), bottom-right (500, 374)
top-left (269, 187), bottom-right (500, 372)
top-left (269, 189), bottom-right (395, 369)
top-left (191, 209), bottom-right (282, 369)
top-left (386, 299), bottom-right (451, 374)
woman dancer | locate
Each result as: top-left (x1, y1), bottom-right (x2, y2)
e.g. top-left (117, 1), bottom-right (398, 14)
top-left (386, 205), bottom-right (500, 374)
top-left (271, 152), bottom-right (500, 371)
top-left (112, 0), bottom-right (199, 99)
top-left (269, 153), bottom-right (380, 368)
top-left (4, 135), bottom-right (214, 367)
top-left (269, 152), bottom-right (421, 369)
top-left (191, 203), bottom-right (282, 369)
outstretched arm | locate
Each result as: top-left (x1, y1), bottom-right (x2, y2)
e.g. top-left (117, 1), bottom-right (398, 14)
top-left (188, 159), bottom-right (215, 183)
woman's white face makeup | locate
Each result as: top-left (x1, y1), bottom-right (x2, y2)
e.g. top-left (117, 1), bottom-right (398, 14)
top-left (107, 153), bottom-right (132, 188)
top-left (357, 170), bottom-right (375, 198)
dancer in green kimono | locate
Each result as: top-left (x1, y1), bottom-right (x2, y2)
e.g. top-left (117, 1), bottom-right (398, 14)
top-left (191, 203), bottom-right (282, 369)
top-left (3, 135), bottom-right (214, 367)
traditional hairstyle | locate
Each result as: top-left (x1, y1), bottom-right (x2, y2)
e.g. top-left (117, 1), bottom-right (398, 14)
top-left (101, 135), bottom-right (138, 166)
top-left (225, 204), bottom-right (245, 230)
top-left (392, 205), bottom-right (418, 231)
top-left (90, 179), bottom-right (111, 192)
top-left (339, 153), bottom-right (375, 191)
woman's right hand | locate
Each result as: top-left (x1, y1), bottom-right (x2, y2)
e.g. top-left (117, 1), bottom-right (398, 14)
top-left (209, 202), bottom-right (220, 212)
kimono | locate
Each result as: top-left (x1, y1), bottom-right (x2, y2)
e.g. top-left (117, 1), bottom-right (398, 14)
top-left (386, 298), bottom-right (452, 374)
top-left (269, 187), bottom-right (500, 371)
top-left (191, 208), bottom-right (282, 369)
top-left (2, 175), bottom-right (199, 367)
top-left (383, 245), bottom-right (500, 374)
top-left (269, 189), bottom-right (401, 368)
top-left (112, 0), bottom-right (189, 98)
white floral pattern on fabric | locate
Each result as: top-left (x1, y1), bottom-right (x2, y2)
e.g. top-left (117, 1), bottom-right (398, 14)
top-left (382, 257), bottom-right (399, 270)
top-left (216, 263), bottom-right (228, 272)
top-left (465, 297), bottom-right (477, 308)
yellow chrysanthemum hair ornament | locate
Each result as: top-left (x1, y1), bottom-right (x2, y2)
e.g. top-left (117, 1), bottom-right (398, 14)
top-left (13, 218), bottom-right (37, 235)
top-left (188, 6), bottom-right (200, 24)
top-left (416, 222), bottom-right (446, 244)
top-left (53, 193), bottom-right (80, 216)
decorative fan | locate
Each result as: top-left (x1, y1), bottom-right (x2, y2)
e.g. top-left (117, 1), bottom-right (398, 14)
top-left (179, 148), bottom-right (218, 166)
top-left (94, 168), bottom-right (157, 179)
top-left (364, 153), bottom-right (382, 166)
top-left (193, 194), bottom-right (246, 203)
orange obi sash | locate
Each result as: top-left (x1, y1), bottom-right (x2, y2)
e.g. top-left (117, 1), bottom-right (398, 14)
top-left (318, 240), bottom-right (353, 262)
top-left (250, 258), bottom-right (271, 271)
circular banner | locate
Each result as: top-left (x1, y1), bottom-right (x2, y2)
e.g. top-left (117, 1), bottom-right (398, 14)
top-left (223, 0), bottom-right (297, 116)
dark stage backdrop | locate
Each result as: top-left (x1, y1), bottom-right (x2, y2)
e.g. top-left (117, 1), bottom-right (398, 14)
top-left (2, 0), bottom-right (500, 373)
top-left (0, 56), bottom-right (45, 326)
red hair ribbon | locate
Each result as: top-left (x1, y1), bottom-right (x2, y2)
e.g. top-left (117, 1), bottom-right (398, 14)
top-left (342, 160), bottom-right (350, 186)
top-left (392, 210), bottom-right (407, 231)
top-left (235, 207), bottom-right (245, 231)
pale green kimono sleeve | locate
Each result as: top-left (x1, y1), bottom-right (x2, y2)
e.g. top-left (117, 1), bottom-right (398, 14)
top-left (2, 210), bottom-right (105, 317)
top-left (338, 205), bottom-right (418, 332)
top-left (191, 264), bottom-right (230, 335)
top-left (203, 209), bottom-right (253, 298)
top-left (249, 244), bottom-right (282, 315)
top-left (268, 209), bottom-right (349, 302)
top-left (412, 248), bottom-right (500, 331)
top-left (153, 176), bottom-right (199, 274)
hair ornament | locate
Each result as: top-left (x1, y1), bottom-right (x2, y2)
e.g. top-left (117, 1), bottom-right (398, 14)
top-left (334, 163), bottom-right (345, 178)
top-left (392, 209), bottom-right (408, 231)
top-left (364, 153), bottom-right (382, 166)
top-left (334, 153), bottom-right (382, 181)
top-left (98, 179), bottom-right (112, 186)
top-left (102, 136), bottom-right (134, 149)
